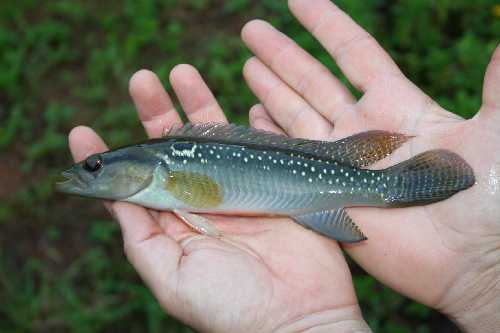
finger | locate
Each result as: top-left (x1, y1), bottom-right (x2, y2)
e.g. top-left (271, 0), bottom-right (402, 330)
top-left (69, 126), bottom-right (184, 298)
top-left (67, 125), bottom-right (118, 216)
top-left (241, 19), bottom-right (355, 122)
top-left (249, 104), bottom-right (286, 134)
top-left (111, 202), bottom-right (183, 280)
top-left (169, 64), bottom-right (227, 123)
top-left (68, 125), bottom-right (109, 161)
top-left (129, 69), bottom-right (181, 138)
top-left (481, 44), bottom-right (500, 115)
top-left (288, 0), bottom-right (403, 92)
top-left (243, 57), bottom-right (332, 140)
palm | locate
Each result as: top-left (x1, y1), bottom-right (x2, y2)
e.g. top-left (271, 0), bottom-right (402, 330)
top-left (240, 0), bottom-right (500, 320)
top-left (320, 74), bottom-right (500, 311)
top-left (148, 213), bottom-right (357, 332)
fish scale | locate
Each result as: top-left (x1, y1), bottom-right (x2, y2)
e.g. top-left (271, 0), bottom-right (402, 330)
top-left (152, 140), bottom-right (394, 215)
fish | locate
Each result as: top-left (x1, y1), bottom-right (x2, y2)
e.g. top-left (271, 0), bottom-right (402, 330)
top-left (56, 123), bottom-right (475, 242)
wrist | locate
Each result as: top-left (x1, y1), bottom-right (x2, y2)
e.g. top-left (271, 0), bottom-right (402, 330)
top-left (439, 254), bottom-right (500, 333)
top-left (275, 305), bottom-right (372, 333)
top-left (449, 294), bottom-right (500, 333)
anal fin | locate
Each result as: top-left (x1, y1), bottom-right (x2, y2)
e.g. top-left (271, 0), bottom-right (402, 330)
top-left (292, 209), bottom-right (367, 243)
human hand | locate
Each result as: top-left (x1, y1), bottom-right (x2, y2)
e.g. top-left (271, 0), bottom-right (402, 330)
top-left (67, 67), bottom-right (372, 332)
top-left (241, 1), bottom-right (500, 332)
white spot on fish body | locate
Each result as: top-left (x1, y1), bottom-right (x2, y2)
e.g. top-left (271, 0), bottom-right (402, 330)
top-left (488, 167), bottom-right (499, 195)
top-left (171, 143), bottom-right (197, 158)
top-left (301, 171), bottom-right (306, 176)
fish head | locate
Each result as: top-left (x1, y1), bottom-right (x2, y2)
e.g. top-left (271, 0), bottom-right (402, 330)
top-left (56, 146), bottom-right (161, 200)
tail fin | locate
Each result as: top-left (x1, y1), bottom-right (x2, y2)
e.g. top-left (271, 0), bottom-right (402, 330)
top-left (384, 150), bottom-right (475, 206)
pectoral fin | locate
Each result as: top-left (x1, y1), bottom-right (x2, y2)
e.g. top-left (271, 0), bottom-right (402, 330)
top-left (166, 171), bottom-right (223, 208)
top-left (292, 209), bottom-right (367, 243)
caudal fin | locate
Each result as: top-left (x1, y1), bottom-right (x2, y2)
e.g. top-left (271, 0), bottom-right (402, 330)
top-left (384, 149), bottom-right (475, 206)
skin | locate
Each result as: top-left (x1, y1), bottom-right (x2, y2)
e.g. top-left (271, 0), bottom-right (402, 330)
top-left (68, 1), bottom-right (500, 332)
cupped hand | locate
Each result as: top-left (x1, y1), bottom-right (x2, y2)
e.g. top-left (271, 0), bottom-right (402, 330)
top-left (68, 66), bottom-right (371, 332)
top-left (242, 0), bottom-right (500, 331)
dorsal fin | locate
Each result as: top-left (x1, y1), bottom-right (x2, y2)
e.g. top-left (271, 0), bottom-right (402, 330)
top-left (164, 123), bottom-right (411, 167)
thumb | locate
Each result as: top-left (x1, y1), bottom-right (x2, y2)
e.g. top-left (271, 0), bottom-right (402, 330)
top-left (481, 44), bottom-right (500, 113)
top-left (111, 202), bottom-right (184, 294)
top-left (68, 126), bottom-right (183, 301)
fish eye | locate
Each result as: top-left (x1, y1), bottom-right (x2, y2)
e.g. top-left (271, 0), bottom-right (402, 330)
top-left (84, 154), bottom-right (102, 172)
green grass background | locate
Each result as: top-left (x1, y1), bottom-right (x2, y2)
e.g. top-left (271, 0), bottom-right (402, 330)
top-left (1, 0), bottom-right (499, 332)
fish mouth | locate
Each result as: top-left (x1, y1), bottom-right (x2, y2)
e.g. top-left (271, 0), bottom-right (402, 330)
top-left (55, 170), bottom-right (88, 193)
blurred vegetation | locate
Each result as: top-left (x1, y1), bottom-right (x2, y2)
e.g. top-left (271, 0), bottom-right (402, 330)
top-left (1, 0), bottom-right (499, 332)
